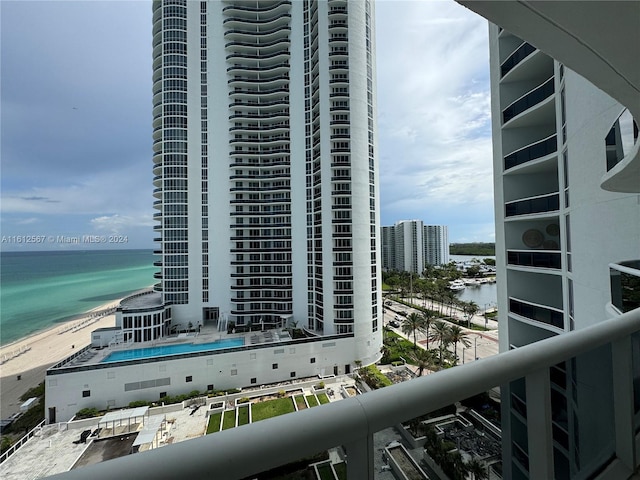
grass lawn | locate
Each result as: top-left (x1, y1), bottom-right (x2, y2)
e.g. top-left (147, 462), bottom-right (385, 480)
top-left (294, 395), bottom-right (307, 410)
top-left (222, 410), bottom-right (235, 430)
top-left (238, 405), bottom-right (250, 426)
top-left (206, 412), bottom-right (222, 434)
top-left (333, 462), bottom-right (347, 480)
top-left (252, 397), bottom-right (295, 422)
top-left (306, 395), bottom-right (319, 407)
top-left (317, 393), bottom-right (330, 405)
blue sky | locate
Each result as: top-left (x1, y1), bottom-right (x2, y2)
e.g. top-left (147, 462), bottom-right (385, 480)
top-left (0, 1), bottom-right (493, 251)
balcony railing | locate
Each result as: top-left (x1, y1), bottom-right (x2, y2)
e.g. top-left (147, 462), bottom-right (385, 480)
top-left (504, 134), bottom-right (557, 170)
top-left (505, 192), bottom-right (559, 217)
top-left (507, 249), bottom-right (561, 269)
top-left (502, 77), bottom-right (555, 124)
top-left (48, 307), bottom-right (640, 480)
top-left (501, 41), bottom-right (536, 77)
top-left (509, 297), bottom-right (564, 329)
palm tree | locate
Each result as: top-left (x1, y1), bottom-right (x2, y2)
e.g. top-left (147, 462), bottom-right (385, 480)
top-left (409, 347), bottom-right (436, 376)
top-left (401, 312), bottom-right (427, 350)
top-left (463, 300), bottom-right (479, 328)
top-left (466, 458), bottom-right (488, 480)
top-left (448, 325), bottom-right (472, 365)
top-left (421, 310), bottom-right (435, 349)
top-left (429, 320), bottom-right (451, 365)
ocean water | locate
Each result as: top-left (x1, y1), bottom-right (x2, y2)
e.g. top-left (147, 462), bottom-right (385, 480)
top-left (0, 249), bottom-right (156, 346)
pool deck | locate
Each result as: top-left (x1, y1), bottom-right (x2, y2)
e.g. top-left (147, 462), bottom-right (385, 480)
top-left (49, 325), bottom-right (293, 370)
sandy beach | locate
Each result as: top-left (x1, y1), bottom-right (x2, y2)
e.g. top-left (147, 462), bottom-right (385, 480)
top-left (0, 299), bottom-right (121, 420)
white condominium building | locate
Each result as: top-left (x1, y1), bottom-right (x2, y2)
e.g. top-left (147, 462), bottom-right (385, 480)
top-left (381, 220), bottom-right (449, 273)
top-left (485, 12), bottom-right (640, 480)
top-left (151, 0), bottom-right (381, 339)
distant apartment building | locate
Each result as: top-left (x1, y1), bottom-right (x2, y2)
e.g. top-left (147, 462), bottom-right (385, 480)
top-left (381, 220), bottom-right (449, 273)
top-left (45, 0), bottom-right (382, 423)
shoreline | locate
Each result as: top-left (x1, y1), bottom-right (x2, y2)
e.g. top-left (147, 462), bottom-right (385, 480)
top-left (0, 298), bottom-right (123, 420)
top-left (0, 302), bottom-right (119, 351)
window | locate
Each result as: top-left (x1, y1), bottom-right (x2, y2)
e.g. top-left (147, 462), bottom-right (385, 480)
top-left (160, 392), bottom-right (167, 398)
top-left (290, 372), bottom-right (296, 378)
top-left (82, 390), bottom-right (90, 398)
top-left (186, 376), bottom-right (192, 382)
top-left (207, 384), bottom-right (214, 391)
top-left (310, 357), bottom-right (316, 364)
top-left (231, 369), bottom-right (238, 376)
top-left (251, 378), bottom-right (257, 384)
top-left (272, 363), bottom-right (278, 369)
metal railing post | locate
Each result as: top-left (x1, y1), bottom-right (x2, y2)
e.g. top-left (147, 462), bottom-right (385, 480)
top-left (345, 433), bottom-right (374, 479)
top-left (611, 335), bottom-right (637, 472)
top-left (525, 368), bottom-right (554, 478)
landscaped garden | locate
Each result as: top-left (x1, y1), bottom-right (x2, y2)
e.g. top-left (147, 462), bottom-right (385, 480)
top-left (207, 389), bottom-right (331, 435)
top-left (252, 397), bottom-right (295, 422)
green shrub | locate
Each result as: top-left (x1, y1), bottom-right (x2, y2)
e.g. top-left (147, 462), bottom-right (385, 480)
top-left (128, 400), bottom-right (150, 408)
top-left (19, 382), bottom-right (45, 402)
top-left (1, 436), bottom-right (13, 455)
top-left (359, 365), bottom-right (392, 389)
top-left (75, 407), bottom-right (101, 420)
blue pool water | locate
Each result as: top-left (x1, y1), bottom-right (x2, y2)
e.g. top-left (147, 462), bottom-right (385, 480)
top-left (101, 338), bottom-right (245, 363)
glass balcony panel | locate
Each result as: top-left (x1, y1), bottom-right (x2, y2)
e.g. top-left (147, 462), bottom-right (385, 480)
top-left (605, 109), bottom-right (639, 171)
top-left (501, 42), bottom-right (536, 77)
top-left (509, 297), bottom-right (564, 329)
top-left (503, 77), bottom-right (555, 124)
top-left (508, 250), bottom-right (561, 269)
top-left (505, 193), bottom-right (560, 217)
top-left (610, 260), bottom-right (640, 313)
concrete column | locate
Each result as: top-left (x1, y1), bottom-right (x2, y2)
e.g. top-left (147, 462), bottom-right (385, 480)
top-left (526, 368), bottom-right (554, 478)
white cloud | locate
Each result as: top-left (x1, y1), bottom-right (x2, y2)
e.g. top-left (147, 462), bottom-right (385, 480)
top-left (376, 1), bottom-right (494, 240)
top-left (0, 162), bottom-right (151, 218)
top-left (14, 217), bottom-right (40, 225)
top-left (90, 214), bottom-right (153, 234)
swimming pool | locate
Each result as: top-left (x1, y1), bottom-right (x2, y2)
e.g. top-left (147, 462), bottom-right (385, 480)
top-left (101, 337), bottom-right (245, 363)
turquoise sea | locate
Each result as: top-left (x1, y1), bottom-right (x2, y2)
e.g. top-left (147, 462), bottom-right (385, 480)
top-left (0, 249), bottom-right (156, 346)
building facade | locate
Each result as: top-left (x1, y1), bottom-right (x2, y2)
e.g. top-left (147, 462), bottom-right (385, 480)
top-left (381, 220), bottom-right (449, 273)
top-left (488, 24), bottom-right (640, 480)
top-left (45, 0), bottom-right (383, 423)
top-left (148, 0), bottom-right (384, 339)
top-left (150, 0), bottom-right (381, 339)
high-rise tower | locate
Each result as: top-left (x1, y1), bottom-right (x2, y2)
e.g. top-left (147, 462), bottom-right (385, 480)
top-left (151, 0), bottom-right (381, 345)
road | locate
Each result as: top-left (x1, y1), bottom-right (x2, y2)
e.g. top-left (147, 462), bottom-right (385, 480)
top-left (382, 298), bottom-right (500, 363)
